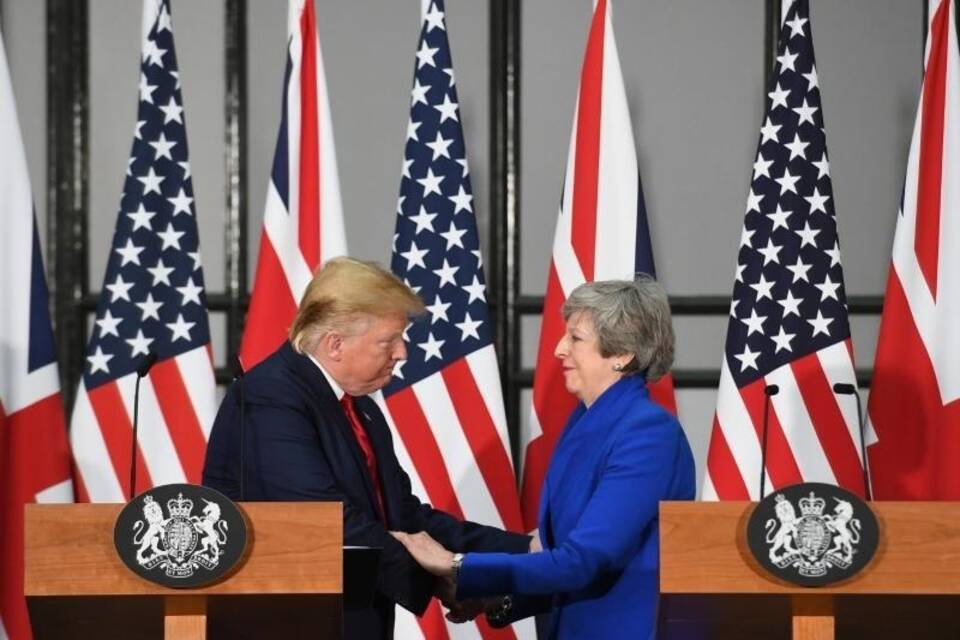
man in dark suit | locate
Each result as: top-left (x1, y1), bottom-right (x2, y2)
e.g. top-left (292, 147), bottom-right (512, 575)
top-left (203, 257), bottom-right (530, 639)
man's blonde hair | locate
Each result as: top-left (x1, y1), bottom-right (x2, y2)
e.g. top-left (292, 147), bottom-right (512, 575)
top-left (289, 257), bottom-right (425, 353)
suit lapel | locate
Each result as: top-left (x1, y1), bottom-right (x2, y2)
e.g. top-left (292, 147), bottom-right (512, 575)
top-left (354, 396), bottom-right (397, 525)
top-left (283, 344), bottom-right (384, 517)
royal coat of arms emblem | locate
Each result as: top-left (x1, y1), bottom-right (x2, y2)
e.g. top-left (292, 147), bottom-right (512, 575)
top-left (115, 483), bottom-right (247, 588)
top-left (746, 482), bottom-right (879, 587)
top-left (133, 493), bottom-right (228, 577)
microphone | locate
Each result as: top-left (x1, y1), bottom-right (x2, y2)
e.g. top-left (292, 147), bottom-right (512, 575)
top-left (234, 357), bottom-right (247, 501)
top-left (130, 352), bottom-right (158, 500)
top-left (136, 351), bottom-right (158, 378)
top-left (758, 384), bottom-right (779, 500)
top-left (832, 382), bottom-right (872, 500)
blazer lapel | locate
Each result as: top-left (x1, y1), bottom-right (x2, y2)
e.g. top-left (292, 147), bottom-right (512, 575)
top-left (355, 395), bottom-right (397, 526)
top-left (538, 402), bottom-right (584, 548)
top-left (538, 471), bottom-right (555, 548)
top-left (536, 379), bottom-right (644, 542)
top-left (284, 345), bottom-right (383, 516)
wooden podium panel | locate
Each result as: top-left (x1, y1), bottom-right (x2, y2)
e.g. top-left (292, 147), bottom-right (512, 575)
top-left (658, 502), bottom-right (960, 639)
top-left (25, 502), bottom-right (344, 639)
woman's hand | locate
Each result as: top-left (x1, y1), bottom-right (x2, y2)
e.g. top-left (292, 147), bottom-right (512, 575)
top-left (390, 530), bottom-right (455, 577)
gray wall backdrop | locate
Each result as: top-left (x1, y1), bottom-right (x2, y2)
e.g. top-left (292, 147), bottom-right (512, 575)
top-left (2, 0), bottom-right (922, 495)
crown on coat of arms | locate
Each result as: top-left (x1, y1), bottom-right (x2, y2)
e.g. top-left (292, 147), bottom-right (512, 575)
top-left (798, 492), bottom-right (825, 517)
top-left (167, 493), bottom-right (193, 517)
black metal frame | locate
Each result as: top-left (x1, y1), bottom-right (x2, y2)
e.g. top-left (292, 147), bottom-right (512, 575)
top-left (43, 0), bottom-right (897, 444)
top-left (223, 0), bottom-right (249, 380)
top-left (489, 0), bottom-right (522, 460)
top-left (47, 0), bottom-right (89, 413)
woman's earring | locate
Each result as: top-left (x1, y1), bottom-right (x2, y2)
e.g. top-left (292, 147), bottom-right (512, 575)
top-left (613, 363), bottom-right (623, 372)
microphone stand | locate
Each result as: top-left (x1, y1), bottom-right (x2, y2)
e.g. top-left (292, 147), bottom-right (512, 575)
top-left (833, 382), bottom-right (872, 500)
top-left (759, 384), bottom-right (779, 500)
top-left (130, 352), bottom-right (158, 500)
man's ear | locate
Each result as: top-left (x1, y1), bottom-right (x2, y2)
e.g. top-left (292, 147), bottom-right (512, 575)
top-left (318, 332), bottom-right (344, 361)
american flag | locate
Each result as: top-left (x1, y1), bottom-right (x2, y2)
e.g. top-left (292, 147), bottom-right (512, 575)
top-left (379, 2), bottom-right (531, 639)
top-left (521, 0), bottom-right (675, 531)
top-left (240, 0), bottom-right (346, 370)
top-left (867, 0), bottom-right (960, 499)
top-left (0, 30), bottom-right (74, 640)
top-left (70, 0), bottom-right (216, 502)
top-left (703, 0), bottom-right (865, 501)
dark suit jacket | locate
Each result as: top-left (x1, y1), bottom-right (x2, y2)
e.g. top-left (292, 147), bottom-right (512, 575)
top-left (202, 342), bottom-right (530, 639)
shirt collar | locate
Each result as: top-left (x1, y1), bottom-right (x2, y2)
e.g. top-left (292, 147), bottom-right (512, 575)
top-left (307, 354), bottom-right (346, 401)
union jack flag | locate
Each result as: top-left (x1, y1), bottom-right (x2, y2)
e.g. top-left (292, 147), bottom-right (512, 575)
top-left (0, 30), bottom-right (73, 640)
top-left (521, 0), bottom-right (675, 531)
top-left (70, 0), bottom-right (217, 501)
top-left (379, 2), bottom-right (531, 638)
top-left (240, 0), bottom-right (346, 370)
top-left (867, 0), bottom-right (960, 499)
top-left (703, 0), bottom-right (865, 500)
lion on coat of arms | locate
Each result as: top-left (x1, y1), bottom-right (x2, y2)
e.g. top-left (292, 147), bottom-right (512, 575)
top-left (133, 495), bottom-right (167, 563)
top-left (765, 494), bottom-right (800, 563)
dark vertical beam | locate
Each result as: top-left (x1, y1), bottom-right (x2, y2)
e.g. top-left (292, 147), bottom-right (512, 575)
top-left (47, 0), bottom-right (89, 410)
top-left (224, 0), bottom-right (248, 368)
top-left (923, 0), bottom-right (928, 49)
top-left (489, 0), bottom-right (522, 466)
top-left (764, 0), bottom-right (782, 91)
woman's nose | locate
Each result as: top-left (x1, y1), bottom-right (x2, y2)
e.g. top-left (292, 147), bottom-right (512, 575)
top-left (554, 335), bottom-right (568, 359)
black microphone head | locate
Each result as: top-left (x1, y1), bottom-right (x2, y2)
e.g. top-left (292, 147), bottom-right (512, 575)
top-left (136, 352), bottom-right (158, 378)
top-left (833, 383), bottom-right (857, 395)
top-left (764, 384), bottom-right (780, 396)
top-left (233, 356), bottom-right (246, 380)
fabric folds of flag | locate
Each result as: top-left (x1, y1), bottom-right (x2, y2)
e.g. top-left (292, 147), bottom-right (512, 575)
top-left (520, 0), bottom-right (674, 532)
top-left (381, 2), bottom-right (532, 639)
top-left (702, 0), bottom-right (864, 501)
top-left (70, 0), bottom-right (216, 502)
top-left (0, 31), bottom-right (74, 640)
top-left (867, 0), bottom-right (960, 499)
top-left (239, 0), bottom-right (346, 370)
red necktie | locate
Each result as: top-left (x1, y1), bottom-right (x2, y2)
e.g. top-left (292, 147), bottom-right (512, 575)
top-left (341, 395), bottom-right (386, 521)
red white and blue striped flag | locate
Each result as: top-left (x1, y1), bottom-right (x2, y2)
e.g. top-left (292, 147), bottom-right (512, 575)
top-left (521, 0), bottom-right (675, 531)
top-left (0, 30), bottom-right (74, 640)
top-left (381, 2), bottom-right (531, 638)
top-left (867, 0), bottom-right (960, 499)
top-left (240, 0), bottom-right (346, 370)
top-left (70, 0), bottom-right (217, 501)
top-left (703, 0), bottom-right (865, 501)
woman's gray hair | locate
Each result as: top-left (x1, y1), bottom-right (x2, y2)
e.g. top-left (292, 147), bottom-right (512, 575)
top-left (562, 276), bottom-right (674, 382)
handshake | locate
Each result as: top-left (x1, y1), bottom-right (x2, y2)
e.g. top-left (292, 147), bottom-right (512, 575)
top-left (391, 529), bottom-right (542, 623)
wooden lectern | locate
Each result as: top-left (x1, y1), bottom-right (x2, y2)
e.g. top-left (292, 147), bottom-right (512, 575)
top-left (659, 502), bottom-right (960, 640)
top-left (24, 502), bottom-right (344, 639)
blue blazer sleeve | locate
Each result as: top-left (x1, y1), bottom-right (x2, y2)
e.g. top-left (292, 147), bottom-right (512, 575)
top-left (457, 413), bottom-right (684, 599)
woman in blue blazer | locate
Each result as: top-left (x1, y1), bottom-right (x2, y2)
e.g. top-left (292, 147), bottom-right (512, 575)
top-left (394, 277), bottom-right (696, 639)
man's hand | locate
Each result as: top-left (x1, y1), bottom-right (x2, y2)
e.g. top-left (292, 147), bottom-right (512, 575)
top-left (393, 530), bottom-right (513, 624)
top-left (444, 597), bottom-right (501, 623)
top-left (433, 576), bottom-right (493, 623)
top-left (529, 536), bottom-right (542, 552)
top-left (390, 530), bottom-right (454, 577)
top-left (434, 574), bottom-right (457, 604)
